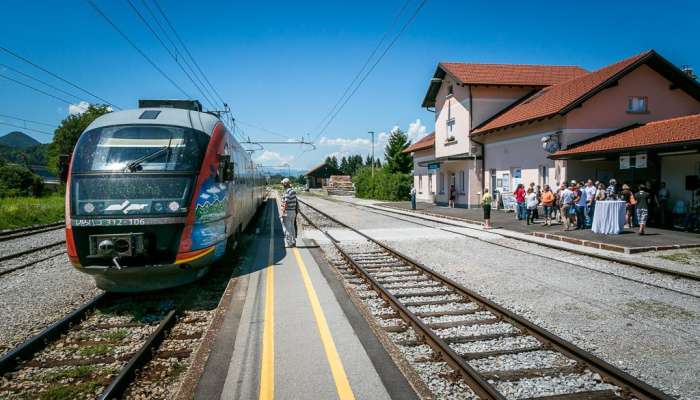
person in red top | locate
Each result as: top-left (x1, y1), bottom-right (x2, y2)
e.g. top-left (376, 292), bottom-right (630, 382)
top-left (514, 183), bottom-right (526, 220)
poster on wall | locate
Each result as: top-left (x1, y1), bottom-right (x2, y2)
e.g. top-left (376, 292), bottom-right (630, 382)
top-left (512, 168), bottom-right (522, 190)
top-left (636, 153), bottom-right (647, 168)
top-left (501, 194), bottom-right (517, 211)
top-left (502, 173), bottom-right (510, 193)
top-left (620, 155), bottom-right (630, 170)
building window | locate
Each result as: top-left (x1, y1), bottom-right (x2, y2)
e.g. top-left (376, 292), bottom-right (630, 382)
top-left (540, 165), bottom-right (548, 186)
top-left (418, 175), bottom-right (423, 193)
top-left (428, 173), bottom-right (433, 194)
top-left (627, 96), bottom-right (648, 113)
top-left (458, 170), bottom-right (465, 193)
top-left (439, 172), bottom-right (445, 194)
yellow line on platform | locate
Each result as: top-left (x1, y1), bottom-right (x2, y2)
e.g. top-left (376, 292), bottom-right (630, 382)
top-left (293, 247), bottom-right (356, 400)
top-left (259, 205), bottom-right (275, 400)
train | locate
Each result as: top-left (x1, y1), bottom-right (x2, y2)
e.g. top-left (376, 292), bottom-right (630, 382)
top-left (64, 100), bottom-right (265, 292)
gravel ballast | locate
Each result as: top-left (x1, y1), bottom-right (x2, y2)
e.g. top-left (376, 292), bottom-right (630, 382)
top-left (301, 195), bottom-right (700, 399)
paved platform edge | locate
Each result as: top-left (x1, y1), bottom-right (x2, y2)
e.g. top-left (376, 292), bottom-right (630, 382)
top-left (306, 238), bottom-right (423, 400)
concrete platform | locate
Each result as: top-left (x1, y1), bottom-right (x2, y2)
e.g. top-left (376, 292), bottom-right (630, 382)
top-left (381, 201), bottom-right (700, 253)
top-left (195, 200), bottom-right (415, 400)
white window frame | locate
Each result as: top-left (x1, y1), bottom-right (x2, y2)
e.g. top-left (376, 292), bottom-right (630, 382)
top-left (439, 172), bottom-right (445, 194)
top-left (418, 175), bottom-right (423, 193)
top-left (627, 96), bottom-right (648, 113)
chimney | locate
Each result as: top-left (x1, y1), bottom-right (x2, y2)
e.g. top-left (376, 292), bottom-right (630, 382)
top-left (681, 65), bottom-right (697, 80)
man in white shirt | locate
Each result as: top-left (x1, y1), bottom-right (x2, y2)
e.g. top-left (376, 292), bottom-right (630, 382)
top-left (280, 178), bottom-right (297, 247)
top-left (584, 179), bottom-right (597, 227)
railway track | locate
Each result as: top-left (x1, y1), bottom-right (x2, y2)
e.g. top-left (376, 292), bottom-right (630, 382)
top-left (0, 292), bottom-right (179, 399)
top-left (298, 199), bottom-right (673, 400)
top-left (0, 241), bottom-right (67, 277)
top-left (308, 195), bottom-right (700, 283)
top-left (0, 202), bottom-right (270, 399)
top-left (0, 221), bottom-right (64, 243)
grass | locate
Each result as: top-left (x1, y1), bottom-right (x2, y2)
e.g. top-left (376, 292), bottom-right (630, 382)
top-left (42, 365), bottom-right (97, 381)
top-left (658, 248), bottom-right (700, 266)
top-left (77, 343), bottom-right (112, 357)
top-left (0, 194), bottom-right (64, 230)
top-left (101, 329), bottom-right (128, 341)
top-left (39, 381), bottom-right (101, 400)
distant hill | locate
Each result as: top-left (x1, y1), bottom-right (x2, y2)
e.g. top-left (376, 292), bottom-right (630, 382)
top-left (0, 131), bottom-right (41, 148)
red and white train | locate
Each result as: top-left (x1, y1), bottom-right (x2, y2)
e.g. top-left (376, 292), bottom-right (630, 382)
top-left (64, 100), bottom-right (265, 292)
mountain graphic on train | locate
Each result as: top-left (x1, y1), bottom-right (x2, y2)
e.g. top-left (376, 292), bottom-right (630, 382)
top-left (64, 100), bottom-right (265, 292)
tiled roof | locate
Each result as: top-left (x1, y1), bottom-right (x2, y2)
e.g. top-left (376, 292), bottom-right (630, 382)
top-left (472, 51), bottom-right (653, 135)
top-left (441, 62), bottom-right (588, 86)
top-left (551, 114), bottom-right (700, 157)
top-left (403, 132), bottom-right (435, 154)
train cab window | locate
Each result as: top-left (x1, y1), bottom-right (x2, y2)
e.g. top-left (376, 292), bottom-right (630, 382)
top-left (72, 125), bottom-right (210, 173)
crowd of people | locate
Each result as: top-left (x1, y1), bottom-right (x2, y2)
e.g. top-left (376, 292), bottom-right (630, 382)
top-left (482, 179), bottom-right (677, 235)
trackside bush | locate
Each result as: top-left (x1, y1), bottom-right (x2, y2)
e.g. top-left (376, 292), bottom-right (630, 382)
top-left (352, 167), bottom-right (412, 201)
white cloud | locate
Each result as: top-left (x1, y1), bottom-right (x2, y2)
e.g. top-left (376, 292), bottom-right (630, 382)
top-left (254, 150), bottom-right (293, 165)
top-left (406, 118), bottom-right (428, 141)
top-left (68, 101), bottom-right (90, 116)
top-left (319, 136), bottom-right (372, 150)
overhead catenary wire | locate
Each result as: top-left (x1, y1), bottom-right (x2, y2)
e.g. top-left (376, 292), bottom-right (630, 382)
top-left (293, 0), bottom-right (428, 164)
top-left (0, 63), bottom-right (84, 102)
top-left (125, 0), bottom-right (218, 110)
top-left (0, 121), bottom-right (54, 136)
top-left (138, 0), bottom-right (220, 109)
top-left (312, 0), bottom-right (428, 145)
top-left (0, 72), bottom-right (74, 104)
top-left (152, 0), bottom-right (227, 106)
top-left (0, 45), bottom-right (121, 110)
top-left (87, 0), bottom-right (193, 100)
top-left (0, 113), bottom-right (56, 128)
top-left (313, 0), bottom-right (413, 133)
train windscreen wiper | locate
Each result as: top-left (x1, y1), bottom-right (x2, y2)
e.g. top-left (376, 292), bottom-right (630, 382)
top-left (124, 137), bottom-right (174, 172)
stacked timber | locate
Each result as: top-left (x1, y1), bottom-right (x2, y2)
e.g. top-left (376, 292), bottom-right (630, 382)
top-left (324, 175), bottom-right (355, 196)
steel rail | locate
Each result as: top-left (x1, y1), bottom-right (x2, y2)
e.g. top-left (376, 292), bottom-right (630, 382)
top-left (98, 309), bottom-right (178, 400)
top-left (0, 240), bottom-right (66, 263)
top-left (311, 195), bottom-right (700, 282)
top-left (375, 203), bottom-right (700, 281)
top-left (0, 252), bottom-right (65, 277)
top-left (0, 293), bottom-right (108, 374)
top-left (298, 198), bottom-right (674, 400)
top-left (0, 222), bottom-right (64, 242)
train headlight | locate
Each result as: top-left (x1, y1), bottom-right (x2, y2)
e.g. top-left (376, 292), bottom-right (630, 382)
top-left (83, 202), bottom-right (95, 213)
top-left (168, 201), bottom-right (180, 212)
top-left (153, 202), bottom-right (164, 213)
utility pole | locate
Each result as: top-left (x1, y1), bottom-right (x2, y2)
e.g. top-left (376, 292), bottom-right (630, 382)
top-left (369, 131), bottom-right (375, 177)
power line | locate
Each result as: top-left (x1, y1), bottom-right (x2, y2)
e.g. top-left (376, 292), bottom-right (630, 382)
top-left (0, 63), bottom-right (84, 102)
top-left (125, 0), bottom-right (218, 109)
top-left (0, 121), bottom-right (54, 136)
top-left (313, 0), bottom-right (412, 133)
top-left (0, 113), bottom-right (56, 128)
top-left (152, 0), bottom-right (227, 106)
top-left (0, 45), bottom-right (121, 109)
top-left (0, 72), bottom-right (74, 104)
top-left (294, 0), bottom-right (427, 164)
top-left (138, 0), bottom-right (219, 108)
top-left (87, 0), bottom-right (192, 99)
top-left (313, 0), bottom-right (427, 144)
top-left (236, 120), bottom-right (298, 140)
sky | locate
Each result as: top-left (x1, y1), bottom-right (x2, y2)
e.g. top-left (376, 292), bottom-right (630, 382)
top-left (1, 0), bottom-right (699, 170)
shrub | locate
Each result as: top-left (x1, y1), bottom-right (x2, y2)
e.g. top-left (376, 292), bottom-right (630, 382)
top-left (352, 166), bottom-right (412, 201)
top-left (0, 164), bottom-right (44, 197)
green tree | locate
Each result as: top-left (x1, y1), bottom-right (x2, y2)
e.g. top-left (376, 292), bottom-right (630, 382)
top-left (48, 104), bottom-right (111, 172)
top-left (0, 164), bottom-right (43, 197)
top-left (384, 128), bottom-right (412, 173)
top-left (339, 156), bottom-right (349, 174)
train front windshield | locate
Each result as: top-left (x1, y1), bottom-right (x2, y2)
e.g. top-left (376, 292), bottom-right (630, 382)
top-left (70, 125), bottom-right (210, 217)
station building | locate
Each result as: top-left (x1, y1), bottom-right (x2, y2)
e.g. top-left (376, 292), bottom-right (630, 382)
top-left (550, 114), bottom-right (700, 209)
top-left (407, 50), bottom-right (700, 207)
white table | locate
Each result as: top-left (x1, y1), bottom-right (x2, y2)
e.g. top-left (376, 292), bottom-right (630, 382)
top-left (591, 201), bottom-right (626, 234)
